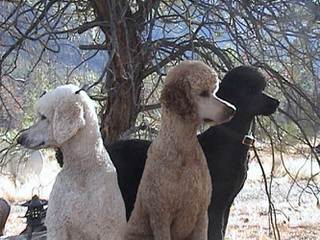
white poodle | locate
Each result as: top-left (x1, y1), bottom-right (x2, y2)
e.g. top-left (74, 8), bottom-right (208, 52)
top-left (17, 84), bottom-right (126, 240)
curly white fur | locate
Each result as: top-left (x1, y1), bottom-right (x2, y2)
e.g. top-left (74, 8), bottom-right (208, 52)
top-left (18, 85), bottom-right (126, 240)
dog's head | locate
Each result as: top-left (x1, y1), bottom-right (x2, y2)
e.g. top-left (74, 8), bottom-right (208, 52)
top-left (160, 60), bottom-right (235, 124)
top-left (17, 85), bottom-right (92, 149)
top-left (217, 66), bottom-right (279, 117)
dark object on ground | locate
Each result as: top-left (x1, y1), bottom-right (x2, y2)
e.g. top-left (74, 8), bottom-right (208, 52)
top-left (0, 198), bottom-right (10, 236)
top-left (20, 195), bottom-right (47, 239)
top-left (56, 65), bottom-right (280, 240)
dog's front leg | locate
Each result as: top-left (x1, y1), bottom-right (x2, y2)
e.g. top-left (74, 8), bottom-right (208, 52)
top-left (47, 226), bottom-right (69, 240)
top-left (187, 211), bottom-right (208, 240)
top-left (149, 214), bottom-right (171, 240)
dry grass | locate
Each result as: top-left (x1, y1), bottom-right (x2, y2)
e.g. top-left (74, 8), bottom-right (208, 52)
top-left (1, 149), bottom-right (319, 239)
top-left (225, 178), bottom-right (320, 240)
top-left (225, 147), bottom-right (320, 240)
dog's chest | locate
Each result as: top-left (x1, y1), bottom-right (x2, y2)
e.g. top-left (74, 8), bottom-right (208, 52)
top-left (169, 164), bottom-right (211, 238)
top-left (145, 150), bottom-right (212, 209)
top-left (47, 168), bottom-right (125, 238)
top-left (180, 161), bottom-right (211, 207)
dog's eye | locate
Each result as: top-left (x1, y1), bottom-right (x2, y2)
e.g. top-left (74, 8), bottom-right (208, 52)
top-left (40, 115), bottom-right (47, 120)
top-left (199, 91), bottom-right (210, 97)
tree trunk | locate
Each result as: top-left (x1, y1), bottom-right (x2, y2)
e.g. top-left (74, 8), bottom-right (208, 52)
top-left (91, 0), bottom-right (146, 145)
top-left (101, 52), bottom-right (144, 145)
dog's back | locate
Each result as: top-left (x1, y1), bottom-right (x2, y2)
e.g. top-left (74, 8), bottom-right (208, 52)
top-left (108, 139), bottom-right (150, 220)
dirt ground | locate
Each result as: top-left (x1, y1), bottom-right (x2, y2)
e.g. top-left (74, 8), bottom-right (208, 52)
top-left (225, 178), bottom-right (320, 240)
top-left (1, 150), bottom-right (320, 239)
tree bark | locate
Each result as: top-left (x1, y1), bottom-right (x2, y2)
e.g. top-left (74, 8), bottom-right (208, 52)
top-left (91, 0), bottom-right (146, 145)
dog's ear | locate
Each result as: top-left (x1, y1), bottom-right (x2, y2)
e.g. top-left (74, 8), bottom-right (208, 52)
top-left (160, 79), bottom-right (195, 118)
top-left (53, 101), bottom-right (85, 144)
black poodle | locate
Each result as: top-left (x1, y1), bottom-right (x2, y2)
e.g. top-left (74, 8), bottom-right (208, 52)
top-left (56, 65), bottom-right (280, 240)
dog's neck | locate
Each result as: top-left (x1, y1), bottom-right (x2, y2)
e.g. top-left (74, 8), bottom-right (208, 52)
top-left (154, 110), bottom-right (200, 156)
top-left (205, 112), bottom-right (254, 144)
top-left (223, 113), bottom-right (253, 135)
top-left (60, 121), bottom-right (112, 171)
top-left (160, 110), bottom-right (198, 138)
